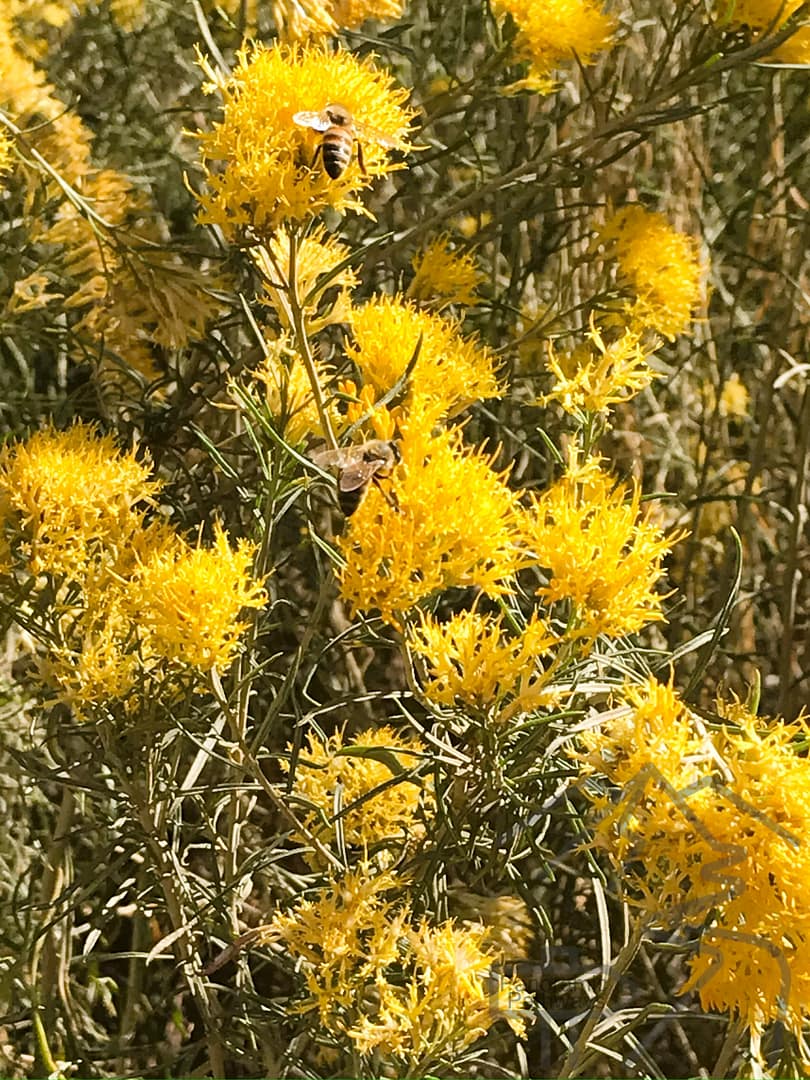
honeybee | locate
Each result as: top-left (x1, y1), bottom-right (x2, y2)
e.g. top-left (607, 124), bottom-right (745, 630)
top-left (309, 439), bottom-right (399, 516)
top-left (293, 103), bottom-right (398, 180)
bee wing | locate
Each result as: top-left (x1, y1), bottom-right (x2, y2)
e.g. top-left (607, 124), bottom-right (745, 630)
top-left (308, 446), bottom-right (345, 470)
top-left (293, 110), bottom-right (332, 132)
top-left (352, 120), bottom-right (400, 149)
top-left (339, 460), bottom-right (381, 492)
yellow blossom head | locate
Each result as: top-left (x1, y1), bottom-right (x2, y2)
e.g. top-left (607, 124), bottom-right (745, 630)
top-left (270, 0), bottom-right (406, 41)
top-left (493, 0), bottom-right (616, 93)
top-left (346, 295), bottom-right (501, 422)
top-left (195, 42), bottom-right (415, 240)
top-left (598, 206), bottom-right (703, 340)
top-left (407, 237), bottom-right (483, 309)
top-left (409, 609), bottom-right (556, 715)
top-left (540, 319), bottom-right (657, 416)
top-left (340, 417), bottom-right (524, 624)
top-left (250, 334), bottom-right (340, 445)
top-left (127, 523), bottom-right (266, 672)
top-left (282, 724), bottom-right (431, 855)
top-left (0, 422), bottom-right (158, 580)
top-left (719, 0), bottom-right (810, 62)
top-left (521, 455), bottom-right (680, 642)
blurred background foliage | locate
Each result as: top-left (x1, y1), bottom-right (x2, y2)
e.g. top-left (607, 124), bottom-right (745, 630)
top-left (1, 0), bottom-right (809, 1076)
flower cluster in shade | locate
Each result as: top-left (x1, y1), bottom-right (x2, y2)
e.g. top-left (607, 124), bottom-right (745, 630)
top-left (492, 0), bottom-right (617, 93)
top-left (407, 236), bottom-right (484, 309)
top-left (722, 0), bottom-right (810, 62)
top-left (0, 424), bottom-right (266, 715)
top-left (281, 725), bottom-right (432, 861)
top-left (260, 867), bottom-right (531, 1065)
top-left (195, 42), bottom-right (414, 241)
top-left (577, 677), bottom-right (810, 1048)
top-left (598, 206), bottom-right (703, 340)
top-left (0, 11), bottom-right (221, 381)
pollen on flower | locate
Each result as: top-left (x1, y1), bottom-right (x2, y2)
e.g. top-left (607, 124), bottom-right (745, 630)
top-left (281, 725), bottom-right (431, 856)
top-left (346, 294), bottom-right (501, 422)
top-left (407, 236), bottom-right (483, 309)
top-left (128, 523), bottom-right (266, 672)
top-left (492, 0), bottom-right (617, 94)
top-left (339, 416), bottom-right (524, 624)
top-left (521, 455), bottom-right (681, 643)
top-left (195, 42), bottom-right (415, 240)
top-left (598, 206), bottom-right (703, 340)
top-left (540, 319), bottom-right (658, 415)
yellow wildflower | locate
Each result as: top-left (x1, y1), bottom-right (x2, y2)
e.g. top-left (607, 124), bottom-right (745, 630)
top-left (342, 380), bottom-right (398, 442)
top-left (282, 725), bottom-right (431, 854)
top-left (128, 523), bottom-right (266, 672)
top-left (579, 679), bottom-right (810, 1045)
top-left (340, 417), bottom-right (523, 624)
top-left (720, 0), bottom-right (810, 62)
top-left (0, 423), bottom-right (158, 580)
top-left (456, 211), bottom-right (492, 239)
top-left (598, 206), bottom-right (703, 340)
top-left (271, 0), bottom-right (406, 40)
top-left (407, 236), bottom-right (483, 309)
top-left (195, 42), bottom-right (414, 241)
top-left (540, 320), bottom-right (657, 415)
top-left (719, 372), bottom-right (750, 419)
top-left (521, 456), bottom-right (679, 642)
top-left (261, 223), bottom-right (357, 334)
top-left (451, 889), bottom-right (534, 959)
top-left (493, 0), bottom-right (616, 94)
top-left (409, 609), bottom-right (557, 714)
top-left (266, 869), bottom-right (530, 1062)
top-left (346, 294), bottom-right (501, 422)
top-left (250, 334), bottom-right (340, 446)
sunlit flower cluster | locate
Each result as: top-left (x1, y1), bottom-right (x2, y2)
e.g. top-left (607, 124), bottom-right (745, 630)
top-left (540, 319), bottom-right (657, 416)
top-left (598, 206), bottom-right (703, 340)
top-left (340, 417), bottom-right (523, 625)
top-left (407, 237), bottom-right (483, 309)
top-left (282, 725), bottom-right (431, 856)
top-left (195, 42), bottom-right (414, 240)
top-left (265, 867), bottom-right (530, 1064)
top-left (492, 0), bottom-right (617, 93)
top-left (409, 609), bottom-right (557, 715)
top-left (578, 678), bottom-right (810, 1046)
top-left (0, 424), bottom-right (266, 714)
top-left (521, 455), bottom-right (679, 643)
top-left (346, 295), bottom-right (501, 422)
top-left (261, 223), bottom-right (357, 334)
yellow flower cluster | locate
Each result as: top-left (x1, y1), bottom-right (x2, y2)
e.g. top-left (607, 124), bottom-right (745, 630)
top-left (339, 417), bottom-right (523, 625)
top-left (540, 320), bottom-right (658, 416)
top-left (262, 223), bottom-right (357, 334)
top-left (346, 295), bottom-right (500, 422)
top-left (282, 725), bottom-right (431, 857)
top-left (578, 678), bottom-right (810, 1046)
top-left (409, 609), bottom-right (557, 715)
top-left (271, 0), bottom-right (406, 40)
top-left (598, 206), bottom-right (703, 340)
top-left (195, 42), bottom-right (414, 240)
top-left (492, 0), bottom-right (617, 93)
top-left (0, 424), bottom-right (266, 714)
top-left (250, 334), bottom-right (341, 446)
top-left (265, 867), bottom-right (530, 1064)
top-left (407, 236), bottom-right (484, 309)
top-left (521, 456), bottom-right (679, 643)
top-left (722, 0), bottom-right (810, 62)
